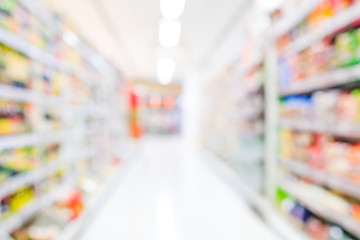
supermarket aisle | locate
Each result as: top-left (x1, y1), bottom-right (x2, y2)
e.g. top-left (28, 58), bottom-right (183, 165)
top-left (79, 136), bottom-right (280, 240)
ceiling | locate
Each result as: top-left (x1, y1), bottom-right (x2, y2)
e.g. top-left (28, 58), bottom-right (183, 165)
top-left (44, 0), bottom-right (255, 83)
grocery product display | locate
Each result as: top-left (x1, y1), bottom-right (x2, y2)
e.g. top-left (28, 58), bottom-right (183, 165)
top-left (275, 187), bottom-right (358, 240)
top-left (275, 0), bottom-right (360, 239)
top-left (4, 0), bottom-right (360, 239)
top-left (143, 94), bottom-right (181, 134)
top-left (128, 86), bottom-right (142, 138)
top-left (202, 59), bottom-right (265, 192)
top-left (201, 0), bottom-right (360, 239)
top-left (0, 0), bottom-right (130, 239)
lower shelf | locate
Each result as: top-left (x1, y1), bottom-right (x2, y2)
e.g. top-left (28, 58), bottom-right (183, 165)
top-left (203, 149), bottom-right (310, 240)
top-left (280, 159), bottom-right (360, 200)
top-left (57, 153), bottom-right (136, 240)
top-left (279, 180), bottom-right (360, 239)
top-left (0, 180), bottom-right (69, 233)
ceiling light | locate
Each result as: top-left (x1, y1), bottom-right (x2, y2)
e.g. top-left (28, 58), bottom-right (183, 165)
top-left (255, 0), bottom-right (283, 13)
top-left (157, 57), bottom-right (175, 85)
top-left (160, 0), bottom-right (185, 19)
top-left (159, 19), bottom-right (181, 48)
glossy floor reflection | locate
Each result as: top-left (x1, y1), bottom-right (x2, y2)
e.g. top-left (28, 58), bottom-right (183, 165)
top-left (79, 136), bottom-right (280, 240)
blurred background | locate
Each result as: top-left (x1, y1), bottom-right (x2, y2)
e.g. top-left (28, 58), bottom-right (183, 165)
top-left (1, 0), bottom-right (360, 239)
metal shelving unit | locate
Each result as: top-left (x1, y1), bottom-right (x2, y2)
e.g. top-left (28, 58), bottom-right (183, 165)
top-left (0, 180), bottom-right (70, 233)
top-left (279, 65), bottom-right (360, 96)
top-left (57, 154), bottom-right (134, 240)
top-left (204, 150), bottom-right (310, 240)
top-left (280, 160), bottom-right (360, 199)
top-left (0, 84), bottom-right (67, 105)
top-left (270, 0), bottom-right (324, 40)
top-left (280, 181), bottom-right (360, 239)
top-left (0, 130), bottom-right (68, 150)
top-left (283, 2), bottom-right (360, 55)
top-left (279, 118), bottom-right (360, 138)
top-left (0, 0), bottom-right (129, 238)
top-left (264, 1), bottom-right (360, 239)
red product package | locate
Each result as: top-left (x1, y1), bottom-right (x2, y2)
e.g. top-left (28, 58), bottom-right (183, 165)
top-left (307, 134), bottom-right (325, 169)
top-left (348, 143), bottom-right (360, 166)
top-left (330, 0), bottom-right (350, 13)
top-left (66, 191), bottom-right (84, 220)
top-left (352, 204), bottom-right (360, 222)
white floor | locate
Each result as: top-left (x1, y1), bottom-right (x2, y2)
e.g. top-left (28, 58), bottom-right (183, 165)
top-left (79, 136), bottom-right (281, 240)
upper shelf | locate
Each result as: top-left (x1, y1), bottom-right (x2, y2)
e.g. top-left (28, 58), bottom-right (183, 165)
top-left (271, 0), bottom-right (323, 40)
top-left (0, 84), bottom-right (66, 106)
top-left (229, 56), bottom-right (263, 85)
top-left (279, 118), bottom-right (360, 138)
top-left (0, 27), bottom-right (94, 86)
top-left (16, 0), bottom-right (116, 81)
top-left (282, 2), bottom-right (360, 56)
top-left (0, 27), bottom-right (57, 69)
top-left (0, 130), bottom-right (71, 151)
top-left (17, 0), bottom-right (60, 33)
top-left (279, 65), bottom-right (360, 97)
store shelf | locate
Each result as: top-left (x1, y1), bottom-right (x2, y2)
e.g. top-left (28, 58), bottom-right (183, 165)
top-left (0, 28), bottom-right (94, 87)
top-left (0, 161), bottom-right (64, 200)
top-left (0, 130), bottom-right (68, 150)
top-left (232, 56), bottom-right (263, 82)
top-left (0, 143), bottom-right (93, 202)
top-left (0, 181), bottom-right (69, 233)
top-left (0, 28), bottom-right (57, 68)
top-left (283, 2), bottom-right (360, 55)
top-left (280, 181), bottom-right (360, 238)
top-left (0, 231), bottom-right (12, 240)
top-left (17, 0), bottom-right (59, 31)
top-left (280, 160), bottom-right (360, 200)
top-left (204, 149), bottom-right (264, 206)
top-left (0, 144), bottom-right (127, 236)
top-left (72, 149), bottom-right (98, 165)
top-left (279, 118), bottom-right (360, 138)
top-left (238, 151), bottom-right (264, 164)
top-left (279, 65), bottom-right (360, 96)
top-left (271, 0), bottom-right (323, 39)
top-left (0, 1), bottom-right (97, 86)
top-left (0, 0), bottom-right (125, 238)
top-left (14, 0), bottom-right (112, 82)
top-left (264, 207), bottom-right (311, 240)
top-left (58, 160), bottom-right (134, 240)
top-left (204, 150), bottom-right (310, 240)
top-left (19, 0), bottom-right (113, 83)
top-left (0, 84), bottom-right (66, 105)
top-left (0, 200), bottom-right (41, 234)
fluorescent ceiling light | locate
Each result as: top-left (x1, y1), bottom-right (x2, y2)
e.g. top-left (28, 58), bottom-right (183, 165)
top-left (255, 0), bottom-right (283, 13)
top-left (157, 57), bottom-right (175, 85)
top-left (159, 20), bottom-right (181, 48)
top-left (160, 0), bottom-right (185, 19)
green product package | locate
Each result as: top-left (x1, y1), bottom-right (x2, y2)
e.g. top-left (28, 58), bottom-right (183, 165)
top-left (275, 187), bottom-right (289, 205)
top-left (355, 28), bottom-right (360, 63)
top-left (0, 0), bottom-right (16, 15)
top-left (335, 30), bottom-right (359, 68)
top-left (351, 89), bottom-right (360, 122)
